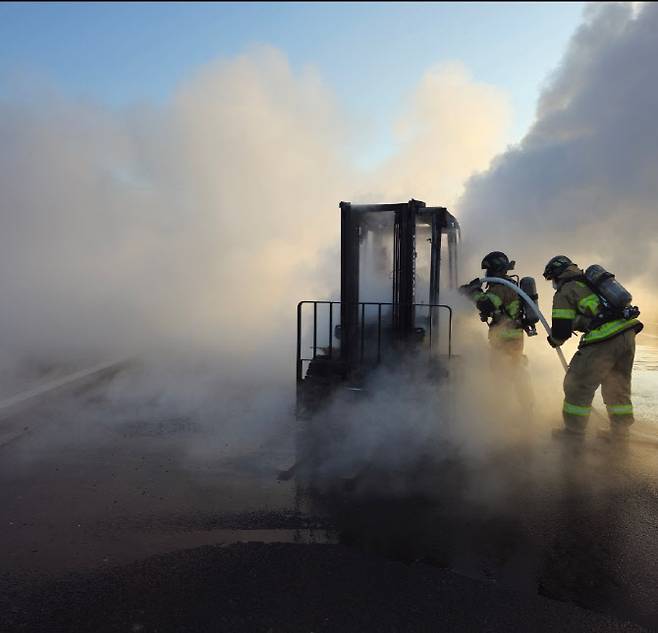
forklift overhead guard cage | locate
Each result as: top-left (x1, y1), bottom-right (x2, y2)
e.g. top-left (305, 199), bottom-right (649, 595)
top-left (296, 199), bottom-right (460, 388)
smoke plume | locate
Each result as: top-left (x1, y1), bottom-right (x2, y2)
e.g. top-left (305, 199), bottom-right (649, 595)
top-left (0, 45), bottom-right (508, 390)
top-left (458, 3), bottom-right (658, 316)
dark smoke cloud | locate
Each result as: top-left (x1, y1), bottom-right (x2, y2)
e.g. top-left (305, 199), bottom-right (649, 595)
top-left (458, 3), bottom-right (658, 309)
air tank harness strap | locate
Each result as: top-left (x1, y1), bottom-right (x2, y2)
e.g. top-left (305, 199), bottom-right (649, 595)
top-left (552, 308), bottom-right (576, 319)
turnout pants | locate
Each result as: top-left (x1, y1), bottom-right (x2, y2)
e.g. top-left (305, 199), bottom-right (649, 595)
top-left (489, 337), bottom-right (534, 414)
top-left (562, 329), bottom-right (636, 433)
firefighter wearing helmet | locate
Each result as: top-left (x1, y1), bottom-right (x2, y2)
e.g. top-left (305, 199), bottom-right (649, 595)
top-left (544, 255), bottom-right (643, 439)
top-left (460, 251), bottom-right (534, 415)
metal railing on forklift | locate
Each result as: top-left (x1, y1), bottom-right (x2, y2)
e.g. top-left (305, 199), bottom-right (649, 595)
top-left (296, 301), bottom-right (453, 382)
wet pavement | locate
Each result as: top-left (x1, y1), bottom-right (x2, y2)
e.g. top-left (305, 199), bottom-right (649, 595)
top-left (631, 343), bottom-right (658, 424)
top-left (1, 543), bottom-right (647, 633)
top-left (1, 347), bottom-right (658, 632)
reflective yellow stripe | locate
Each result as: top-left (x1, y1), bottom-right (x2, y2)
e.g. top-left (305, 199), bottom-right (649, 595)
top-left (583, 319), bottom-right (639, 344)
top-left (506, 299), bottom-right (520, 318)
top-left (488, 293), bottom-right (503, 308)
top-left (563, 401), bottom-right (592, 416)
top-left (552, 308), bottom-right (576, 319)
top-left (578, 293), bottom-right (600, 317)
top-left (497, 328), bottom-right (523, 339)
top-left (607, 404), bottom-right (634, 416)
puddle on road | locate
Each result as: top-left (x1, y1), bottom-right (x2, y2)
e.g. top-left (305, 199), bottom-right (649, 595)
top-left (635, 343), bottom-right (658, 371)
top-left (632, 344), bottom-right (658, 425)
top-left (5, 526), bottom-right (337, 575)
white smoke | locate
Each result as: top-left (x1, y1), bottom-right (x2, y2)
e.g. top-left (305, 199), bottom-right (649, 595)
top-left (366, 62), bottom-right (511, 205)
top-left (0, 45), bottom-right (509, 391)
top-left (6, 3), bottom-right (656, 462)
top-left (0, 47), bottom-right (348, 374)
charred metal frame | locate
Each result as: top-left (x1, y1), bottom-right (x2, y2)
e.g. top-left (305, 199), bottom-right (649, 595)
top-left (296, 301), bottom-right (453, 383)
top-left (338, 199), bottom-right (459, 371)
top-left (295, 197), bottom-right (460, 417)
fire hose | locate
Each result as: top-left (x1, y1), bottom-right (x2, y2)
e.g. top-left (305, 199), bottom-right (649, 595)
top-left (480, 276), bottom-right (607, 423)
top-left (479, 276), bottom-right (568, 370)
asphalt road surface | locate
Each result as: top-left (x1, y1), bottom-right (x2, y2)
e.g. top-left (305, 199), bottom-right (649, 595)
top-left (1, 371), bottom-right (658, 632)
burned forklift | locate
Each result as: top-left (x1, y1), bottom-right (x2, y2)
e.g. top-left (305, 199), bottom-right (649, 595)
top-left (296, 199), bottom-right (460, 420)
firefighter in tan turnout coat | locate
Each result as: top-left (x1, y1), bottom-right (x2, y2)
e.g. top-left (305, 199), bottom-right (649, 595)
top-left (461, 251), bottom-right (534, 415)
top-left (543, 256), bottom-right (643, 438)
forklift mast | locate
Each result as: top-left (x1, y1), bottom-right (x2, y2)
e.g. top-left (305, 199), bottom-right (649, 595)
top-left (296, 199), bottom-right (459, 413)
top-left (339, 199), bottom-right (459, 370)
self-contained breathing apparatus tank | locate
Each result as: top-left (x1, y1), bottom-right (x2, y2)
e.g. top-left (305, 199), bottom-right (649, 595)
top-left (584, 264), bottom-right (640, 321)
top-left (519, 277), bottom-right (539, 336)
top-left (465, 275), bottom-right (540, 337)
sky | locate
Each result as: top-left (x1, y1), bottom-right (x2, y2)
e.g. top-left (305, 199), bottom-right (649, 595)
top-left (0, 2), bottom-right (585, 165)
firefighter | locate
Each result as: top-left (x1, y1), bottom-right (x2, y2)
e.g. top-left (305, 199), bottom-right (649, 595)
top-left (460, 251), bottom-right (534, 415)
top-left (543, 255), bottom-right (643, 439)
